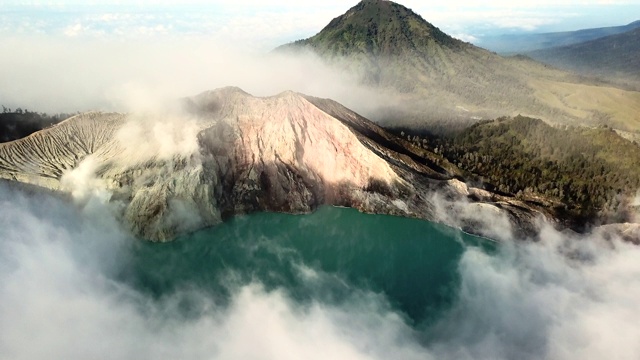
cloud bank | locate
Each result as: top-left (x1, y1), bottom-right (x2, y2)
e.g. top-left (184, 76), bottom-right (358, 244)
top-left (0, 35), bottom-right (395, 120)
top-left (1, 183), bottom-right (639, 360)
top-left (1, 1), bottom-right (637, 116)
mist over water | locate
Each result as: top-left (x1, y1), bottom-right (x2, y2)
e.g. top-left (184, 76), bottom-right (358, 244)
top-left (1, 183), bottom-right (640, 360)
top-left (120, 206), bottom-right (489, 326)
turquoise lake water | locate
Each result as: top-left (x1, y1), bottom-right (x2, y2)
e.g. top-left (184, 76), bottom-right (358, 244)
top-left (120, 206), bottom-right (494, 326)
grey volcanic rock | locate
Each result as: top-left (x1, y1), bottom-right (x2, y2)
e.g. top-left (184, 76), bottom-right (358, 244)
top-left (0, 112), bottom-right (125, 189)
top-left (0, 87), bottom-right (546, 241)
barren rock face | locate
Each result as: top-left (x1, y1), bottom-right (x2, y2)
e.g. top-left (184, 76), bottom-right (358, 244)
top-left (0, 87), bottom-right (544, 241)
top-left (0, 112), bottom-right (125, 189)
top-left (191, 88), bottom-right (402, 213)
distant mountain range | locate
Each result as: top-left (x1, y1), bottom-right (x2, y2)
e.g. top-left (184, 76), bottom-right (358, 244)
top-left (278, 0), bottom-right (640, 133)
top-left (526, 27), bottom-right (640, 89)
top-left (479, 20), bottom-right (640, 54)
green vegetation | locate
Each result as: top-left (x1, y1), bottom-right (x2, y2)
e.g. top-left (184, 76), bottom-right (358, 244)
top-left (288, 0), bottom-right (461, 57)
top-left (399, 116), bottom-right (640, 223)
top-left (0, 106), bottom-right (72, 142)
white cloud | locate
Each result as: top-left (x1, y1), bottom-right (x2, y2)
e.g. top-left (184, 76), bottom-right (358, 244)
top-left (2, 1), bottom-right (638, 47)
top-left (62, 22), bottom-right (84, 37)
top-left (452, 33), bottom-right (478, 42)
top-left (1, 181), bottom-right (640, 360)
top-left (0, 35), bottom-right (393, 117)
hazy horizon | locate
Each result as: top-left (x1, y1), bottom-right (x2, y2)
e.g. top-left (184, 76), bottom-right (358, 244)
top-left (1, 0), bottom-right (638, 115)
top-left (1, 1), bottom-right (638, 50)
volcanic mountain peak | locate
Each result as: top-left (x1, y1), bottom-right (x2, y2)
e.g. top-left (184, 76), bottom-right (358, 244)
top-left (0, 87), bottom-right (548, 241)
top-left (277, 1), bottom-right (640, 133)
top-left (282, 0), bottom-right (463, 57)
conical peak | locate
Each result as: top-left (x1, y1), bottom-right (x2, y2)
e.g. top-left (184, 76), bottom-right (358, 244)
top-left (304, 0), bottom-right (462, 57)
top-left (330, 0), bottom-right (428, 29)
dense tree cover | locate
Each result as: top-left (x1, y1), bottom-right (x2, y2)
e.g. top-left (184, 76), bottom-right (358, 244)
top-left (0, 107), bottom-right (73, 142)
top-left (399, 116), bottom-right (640, 222)
top-left (278, 0), bottom-right (463, 57)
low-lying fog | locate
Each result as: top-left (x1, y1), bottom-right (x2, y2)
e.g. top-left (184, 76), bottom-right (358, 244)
top-left (2, 29), bottom-right (640, 360)
top-left (1, 182), bottom-right (639, 360)
top-left (0, 36), bottom-right (395, 117)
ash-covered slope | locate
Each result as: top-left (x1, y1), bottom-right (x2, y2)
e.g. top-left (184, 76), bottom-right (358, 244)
top-left (0, 87), bottom-right (546, 241)
top-left (0, 112), bottom-right (126, 188)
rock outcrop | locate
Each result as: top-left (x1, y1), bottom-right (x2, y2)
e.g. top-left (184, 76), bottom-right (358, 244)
top-left (0, 87), bottom-right (548, 241)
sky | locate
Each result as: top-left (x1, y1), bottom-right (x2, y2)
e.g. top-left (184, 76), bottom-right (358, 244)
top-left (1, 0), bottom-right (639, 50)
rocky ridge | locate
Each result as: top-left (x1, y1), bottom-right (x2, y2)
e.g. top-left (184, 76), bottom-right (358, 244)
top-left (0, 87), bottom-right (548, 241)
